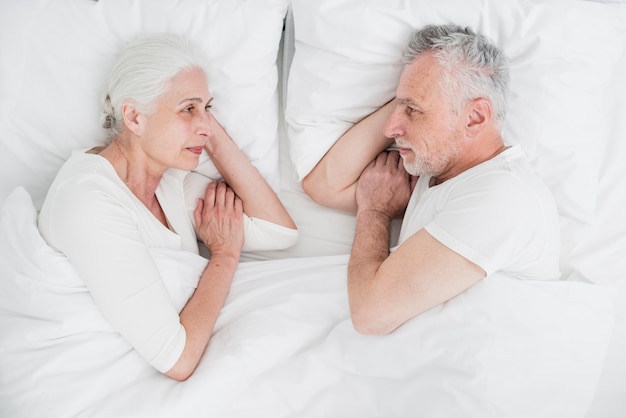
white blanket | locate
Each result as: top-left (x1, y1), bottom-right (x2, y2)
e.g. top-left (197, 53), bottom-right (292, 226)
top-left (0, 188), bottom-right (616, 417)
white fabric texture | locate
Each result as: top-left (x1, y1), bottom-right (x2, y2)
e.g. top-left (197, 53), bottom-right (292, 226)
top-left (0, 0), bottom-right (289, 210)
top-left (276, 6), bottom-right (626, 413)
top-left (398, 145), bottom-right (560, 280)
top-left (0, 187), bottom-right (616, 417)
top-left (285, 0), bottom-right (626, 225)
top-left (183, 171), bottom-right (299, 252)
top-left (38, 151), bottom-right (196, 373)
top-left (0, 0), bottom-right (625, 416)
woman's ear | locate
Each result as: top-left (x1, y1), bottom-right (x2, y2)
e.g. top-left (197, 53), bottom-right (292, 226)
top-left (121, 99), bottom-right (143, 136)
top-left (465, 98), bottom-right (492, 136)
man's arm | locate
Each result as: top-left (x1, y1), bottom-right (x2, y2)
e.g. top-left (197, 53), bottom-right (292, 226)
top-left (302, 99), bottom-right (396, 213)
top-left (348, 153), bottom-right (486, 335)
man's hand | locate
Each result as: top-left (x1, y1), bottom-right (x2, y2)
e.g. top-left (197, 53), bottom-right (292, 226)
top-left (356, 151), bottom-right (412, 218)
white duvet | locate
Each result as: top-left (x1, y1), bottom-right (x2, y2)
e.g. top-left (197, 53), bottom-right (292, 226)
top-left (0, 187), bottom-right (616, 417)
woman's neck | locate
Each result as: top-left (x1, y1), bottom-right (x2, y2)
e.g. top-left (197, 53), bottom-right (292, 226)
top-left (101, 138), bottom-right (163, 202)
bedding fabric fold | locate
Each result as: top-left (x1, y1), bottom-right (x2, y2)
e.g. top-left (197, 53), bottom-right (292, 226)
top-left (0, 187), bottom-right (616, 417)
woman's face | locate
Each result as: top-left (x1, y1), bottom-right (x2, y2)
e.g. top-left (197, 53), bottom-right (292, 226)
top-left (138, 67), bottom-right (213, 172)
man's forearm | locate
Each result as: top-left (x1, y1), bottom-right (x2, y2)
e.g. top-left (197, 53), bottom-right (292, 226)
top-left (347, 209), bottom-right (393, 333)
top-left (302, 100), bottom-right (396, 213)
top-left (349, 209), bottom-right (392, 271)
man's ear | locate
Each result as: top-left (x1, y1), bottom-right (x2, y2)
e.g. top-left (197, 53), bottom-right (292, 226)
top-left (121, 99), bottom-right (143, 136)
top-left (465, 98), bottom-right (492, 136)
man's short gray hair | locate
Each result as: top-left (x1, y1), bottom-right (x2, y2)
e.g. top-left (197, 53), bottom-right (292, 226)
top-left (402, 24), bottom-right (510, 127)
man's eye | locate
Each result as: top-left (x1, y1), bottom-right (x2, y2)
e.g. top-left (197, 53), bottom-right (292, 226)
top-left (184, 105), bottom-right (195, 113)
top-left (405, 107), bottom-right (416, 115)
top-left (205, 104), bottom-right (212, 112)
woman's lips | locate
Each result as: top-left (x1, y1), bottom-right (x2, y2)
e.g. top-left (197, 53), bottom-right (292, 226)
top-left (187, 146), bottom-right (203, 155)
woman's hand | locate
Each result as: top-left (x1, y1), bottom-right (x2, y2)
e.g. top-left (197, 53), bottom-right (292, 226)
top-left (170, 181), bottom-right (243, 381)
top-left (193, 181), bottom-right (244, 258)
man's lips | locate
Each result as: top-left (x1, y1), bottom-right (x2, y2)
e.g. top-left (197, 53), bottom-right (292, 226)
top-left (395, 143), bottom-right (411, 155)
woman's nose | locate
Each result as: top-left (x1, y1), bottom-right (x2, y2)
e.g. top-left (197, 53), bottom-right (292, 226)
top-left (198, 110), bottom-right (213, 137)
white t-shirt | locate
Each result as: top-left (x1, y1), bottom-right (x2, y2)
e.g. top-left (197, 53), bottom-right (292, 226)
top-left (397, 145), bottom-right (560, 281)
top-left (38, 150), bottom-right (197, 373)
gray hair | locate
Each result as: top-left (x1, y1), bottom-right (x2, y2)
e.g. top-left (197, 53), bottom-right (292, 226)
top-left (402, 24), bottom-right (510, 127)
top-left (101, 33), bottom-right (209, 138)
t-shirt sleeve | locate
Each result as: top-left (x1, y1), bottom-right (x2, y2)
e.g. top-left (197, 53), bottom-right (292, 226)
top-left (424, 174), bottom-right (548, 277)
top-left (46, 180), bottom-right (185, 373)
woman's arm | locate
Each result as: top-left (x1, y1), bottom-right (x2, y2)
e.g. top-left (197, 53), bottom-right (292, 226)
top-left (301, 99), bottom-right (396, 213)
top-left (204, 114), bottom-right (296, 230)
top-left (166, 181), bottom-right (244, 381)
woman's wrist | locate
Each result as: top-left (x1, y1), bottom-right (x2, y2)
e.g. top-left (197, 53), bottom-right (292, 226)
top-left (207, 250), bottom-right (241, 267)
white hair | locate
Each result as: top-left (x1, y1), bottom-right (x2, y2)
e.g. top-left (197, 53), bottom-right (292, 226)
top-left (101, 33), bottom-right (209, 138)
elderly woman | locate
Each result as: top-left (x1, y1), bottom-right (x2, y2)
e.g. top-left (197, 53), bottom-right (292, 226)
top-left (37, 34), bottom-right (297, 381)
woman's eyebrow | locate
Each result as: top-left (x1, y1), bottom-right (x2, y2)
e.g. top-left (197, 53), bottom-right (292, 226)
top-left (178, 97), bottom-right (204, 105)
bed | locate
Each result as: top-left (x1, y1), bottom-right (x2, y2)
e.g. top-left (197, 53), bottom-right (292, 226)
top-left (0, 0), bottom-right (624, 417)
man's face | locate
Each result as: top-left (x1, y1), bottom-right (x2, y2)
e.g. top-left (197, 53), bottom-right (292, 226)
top-left (383, 52), bottom-right (464, 180)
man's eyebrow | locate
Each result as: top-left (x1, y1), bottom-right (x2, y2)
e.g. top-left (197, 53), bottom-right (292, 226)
top-left (396, 98), bottom-right (417, 107)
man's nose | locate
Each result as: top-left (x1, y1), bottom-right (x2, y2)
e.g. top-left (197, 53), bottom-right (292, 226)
top-left (383, 107), bottom-right (402, 139)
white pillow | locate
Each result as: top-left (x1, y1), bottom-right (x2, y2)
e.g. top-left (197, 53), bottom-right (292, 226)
top-left (285, 0), bottom-right (626, 224)
top-left (0, 0), bottom-right (289, 210)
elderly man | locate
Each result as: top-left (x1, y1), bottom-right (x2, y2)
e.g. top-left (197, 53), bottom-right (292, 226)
top-left (303, 24), bottom-right (560, 335)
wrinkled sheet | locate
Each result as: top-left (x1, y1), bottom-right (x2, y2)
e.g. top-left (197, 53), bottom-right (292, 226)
top-left (0, 188), bottom-right (616, 418)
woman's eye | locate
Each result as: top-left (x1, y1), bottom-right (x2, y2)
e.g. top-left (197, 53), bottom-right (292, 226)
top-left (184, 105), bottom-right (194, 113)
top-left (205, 104), bottom-right (212, 112)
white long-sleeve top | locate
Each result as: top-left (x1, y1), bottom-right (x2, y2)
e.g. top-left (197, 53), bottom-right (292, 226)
top-left (38, 150), bottom-right (195, 372)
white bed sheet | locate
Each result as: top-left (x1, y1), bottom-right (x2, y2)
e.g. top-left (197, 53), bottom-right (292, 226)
top-left (0, 187), bottom-right (616, 418)
top-left (0, 0), bottom-right (625, 416)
